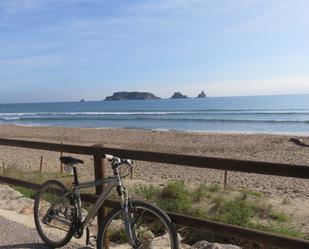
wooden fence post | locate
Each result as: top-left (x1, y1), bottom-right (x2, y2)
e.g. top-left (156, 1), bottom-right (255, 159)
top-left (39, 156), bottom-right (43, 174)
top-left (224, 170), bottom-right (228, 189)
top-left (2, 161), bottom-right (5, 175)
top-left (60, 151), bottom-right (63, 173)
top-left (93, 150), bottom-right (109, 249)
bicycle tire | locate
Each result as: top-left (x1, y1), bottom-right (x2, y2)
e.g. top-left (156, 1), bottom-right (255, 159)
top-left (97, 199), bottom-right (179, 249)
top-left (34, 180), bottom-right (75, 248)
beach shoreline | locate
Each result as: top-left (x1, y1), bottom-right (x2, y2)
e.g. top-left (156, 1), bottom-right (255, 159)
top-left (2, 123), bottom-right (309, 137)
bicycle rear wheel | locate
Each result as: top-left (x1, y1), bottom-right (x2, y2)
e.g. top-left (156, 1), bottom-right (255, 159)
top-left (97, 200), bottom-right (179, 249)
top-left (34, 180), bottom-right (76, 248)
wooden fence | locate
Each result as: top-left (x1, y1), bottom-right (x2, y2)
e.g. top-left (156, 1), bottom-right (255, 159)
top-left (0, 138), bottom-right (309, 248)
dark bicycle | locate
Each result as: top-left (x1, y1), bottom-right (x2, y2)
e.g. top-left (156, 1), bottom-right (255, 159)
top-left (34, 154), bottom-right (179, 248)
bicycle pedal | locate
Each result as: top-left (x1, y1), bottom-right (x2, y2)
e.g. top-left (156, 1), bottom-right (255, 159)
top-left (87, 236), bottom-right (97, 247)
top-left (86, 227), bottom-right (97, 247)
top-left (86, 236), bottom-right (97, 247)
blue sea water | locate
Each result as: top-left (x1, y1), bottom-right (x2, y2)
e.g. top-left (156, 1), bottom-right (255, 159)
top-left (0, 95), bottom-right (309, 134)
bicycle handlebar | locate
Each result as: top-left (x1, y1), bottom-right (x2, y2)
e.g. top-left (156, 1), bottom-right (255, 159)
top-left (104, 154), bottom-right (114, 160)
top-left (104, 154), bottom-right (133, 166)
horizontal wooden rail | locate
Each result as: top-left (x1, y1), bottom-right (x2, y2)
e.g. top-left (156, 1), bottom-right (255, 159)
top-left (1, 175), bottom-right (309, 249)
top-left (0, 138), bottom-right (309, 179)
top-left (0, 175), bottom-right (40, 190)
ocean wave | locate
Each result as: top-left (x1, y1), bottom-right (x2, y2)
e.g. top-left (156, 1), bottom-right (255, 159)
top-left (1, 110), bottom-right (309, 117)
top-left (0, 111), bottom-right (203, 116)
top-left (0, 110), bottom-right (309, 126)
top-left (1, 117), bottom-right (21, 120)
top-left (1, 115), bottom-right (308, 124)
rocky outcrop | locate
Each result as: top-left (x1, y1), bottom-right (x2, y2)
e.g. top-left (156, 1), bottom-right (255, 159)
top-left (105, 92), bottom-right (161, 101)
top-left (197, 91), bottom-right (206, 98)
top-left (0, 184), bottom-right (34, 214)
top-left (170, 92), bottom-right (189, 99)
top-left (191, 241), bottom-right (242, 249)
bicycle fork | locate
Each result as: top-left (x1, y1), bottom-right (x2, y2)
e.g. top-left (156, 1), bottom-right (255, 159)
top-left (119, 185), bottom-right (141, 248)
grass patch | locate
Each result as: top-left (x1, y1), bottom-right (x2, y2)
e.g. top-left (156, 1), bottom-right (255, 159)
top-left (192, 184), bottom-right (220, 202)
top-left (4, 165), bottom-right (71, 185)
top-left (282, 197), bottom-right (291, 205)
top-left (136, 181), bottom-right (206, 217)
top-left (270, 211), bottom-right (289, 223)
top-left (252, 223), bottom-right (308, 239)
top-left (135, 180), bottom-right (308, 241)
top-left (239, 188), bottom-right (263, 198)
top-left (210, 198), bottom-right (253, 226)
top-left (12, 186), bottom-right (36, 199)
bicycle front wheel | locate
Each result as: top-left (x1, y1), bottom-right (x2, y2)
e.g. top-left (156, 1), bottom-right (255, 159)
top-left (97, 200), bottom-right (179, 249)
top-left (34, 180), bottom-right (76, 248)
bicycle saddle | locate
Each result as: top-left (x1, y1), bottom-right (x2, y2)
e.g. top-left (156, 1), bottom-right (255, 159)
top-left (60, 156), bottom-right (84, 165)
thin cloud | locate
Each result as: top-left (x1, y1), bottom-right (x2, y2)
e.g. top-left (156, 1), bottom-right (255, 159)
top-left (0, 0), bottom-right (94, 14)
top-left (129, 0), bottom-right (205, 12)
top-left (184, 78), bottom-right (309, 97)
top-left (0, 55), bottom-right (63, 68)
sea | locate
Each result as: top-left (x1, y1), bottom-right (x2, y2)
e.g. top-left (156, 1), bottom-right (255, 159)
top-left (0, 94), bottom-right (309, 135)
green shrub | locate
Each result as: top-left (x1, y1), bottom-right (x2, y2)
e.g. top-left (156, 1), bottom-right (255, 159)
top-left (192, 184), bottom-right (220, 202)
top-left (269, 211), bottom-right (289, 223)
top-left (12, 186), bottom-right (36, 199)
top-left (210, 198), bottom-right (253, 226)
top-left (134, 181), bottom-right (308, 240)
top-left (136, 185), bottom-right (160, 200)
top-left (239, 188), bottom-right (263, 198)
top-left (136, 181), bottom-right (207, 217)
top-left (160, 181), bottom-right (189, 200)
top-left (252, 223), bottom-right (307, 239)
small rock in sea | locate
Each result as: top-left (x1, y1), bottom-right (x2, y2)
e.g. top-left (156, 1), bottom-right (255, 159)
top-left (197, 91), bottom-right (206, 98)
top-left (170, 92), bottom-right (189, 99)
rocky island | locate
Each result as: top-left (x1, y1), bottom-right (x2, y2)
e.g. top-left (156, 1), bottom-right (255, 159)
top-left (197, 91), bottom-right (206, 98)
top-left (170, 92), bottom-right (189, 99)
top-left (105, 91), bottom-right (161, 101)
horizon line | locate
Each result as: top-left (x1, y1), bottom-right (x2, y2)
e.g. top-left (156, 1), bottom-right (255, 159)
top-left (0, 93), bottom-right (308, 105)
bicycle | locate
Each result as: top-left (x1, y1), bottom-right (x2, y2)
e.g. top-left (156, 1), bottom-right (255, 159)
top-left (34, 154), bottom-right (179, 249)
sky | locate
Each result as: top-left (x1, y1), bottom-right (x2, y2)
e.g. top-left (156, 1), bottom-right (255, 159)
top-left (0, 0), bottom-right (309, 103)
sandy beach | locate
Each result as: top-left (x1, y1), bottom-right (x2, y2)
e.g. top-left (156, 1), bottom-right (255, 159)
top-left (0, 125), bottom-right (308, 199)
top-left (1, 125), bottom-right (309, 236)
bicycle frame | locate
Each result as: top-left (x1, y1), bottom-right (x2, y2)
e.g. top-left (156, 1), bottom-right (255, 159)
top-left (62, 176), bottom-right (118, 230)
top-left (47, 162), bottom-right (137, 247)
top-left (45, 178), bottom-right (117, 234)
top-left (73, 173), bottom-right (136, 246)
